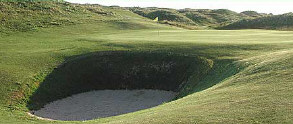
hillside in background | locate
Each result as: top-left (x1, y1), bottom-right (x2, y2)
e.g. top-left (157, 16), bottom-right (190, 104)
top-left (219, 13), bottom-right (293, 30)
top-left (128, 7), bottom-right (270, 29)
top-left (240, 11), bottom-right (272, 18)
top-left (0, 1), bottom-right (292, 32)
top-left (0, 2), bottom-right (109, 33)
top-left (128, 7), bottom-right (198, 29)
top-left (0, 2), bottom-right (155, 34)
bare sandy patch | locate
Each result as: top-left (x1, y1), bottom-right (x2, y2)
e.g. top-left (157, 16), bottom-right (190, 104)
top-left (31, 90), bottom-right (176, 121)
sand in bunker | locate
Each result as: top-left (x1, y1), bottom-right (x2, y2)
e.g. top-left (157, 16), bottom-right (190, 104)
top-left (32, 90), bottom-right (176, 121)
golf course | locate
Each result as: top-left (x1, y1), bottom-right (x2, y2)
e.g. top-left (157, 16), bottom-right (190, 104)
top-left (1, 1), bottom-right (293, 123)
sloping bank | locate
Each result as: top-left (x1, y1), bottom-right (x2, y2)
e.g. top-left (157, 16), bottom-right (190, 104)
top-left (26, 51), bottom-right (241, 119)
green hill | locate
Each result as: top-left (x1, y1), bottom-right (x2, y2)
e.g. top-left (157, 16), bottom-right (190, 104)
top-left (0, 2), bottom-right (276, 31)
top-left (129, 7), bottom-right (198, 29)
top-left (219, 13), bottom-right (293, 30)
top-left (129, 7), bottom-right (268, 29)
top-left (130, 8), bottom-right (194, 24)
top-left (179, 9), bottom-right (250, 27)
top-left (0, 2), bottom-right (156, 34)
top-left (240, 11), bottom-right (272, 18)
top-left (0, 2), bottom-right (109, 32)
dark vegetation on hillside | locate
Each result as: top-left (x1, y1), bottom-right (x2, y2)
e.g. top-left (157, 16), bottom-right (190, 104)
top-left (179, 9), bottom-right (248, 26)
top-left (128, 7), bottom-right (270, 29)
top-left (241, 11), bottom-right (272, 18)
top-left (0, 2), bottom-right (115, 33)
top-left (28, 51), bottom-right (213, 110)
top-left (219, 13), bottom-right (293, 30)
top-left (129, 8), bottom-right (194, 24)
top-left (128, 7), bottom-right (198, 29)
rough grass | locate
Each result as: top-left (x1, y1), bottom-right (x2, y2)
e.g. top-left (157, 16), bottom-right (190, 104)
top-left (0, 2), bottom-right (153, 34)
top-left (219, 13), bottom-right (293, 30)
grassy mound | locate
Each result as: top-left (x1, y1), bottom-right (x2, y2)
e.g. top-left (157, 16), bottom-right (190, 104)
top-left (0, 2), bottom-right (151, 34)
top-left (240, 11), bottom-right (272, 18)
top-left (0, 2), bottom-right (108, 32)
top-left (129, 7), bottom-right (198, 29)
top-left (181, 9), bottom-right (247, 25)
top-left (129, 7), bottom-right (268, 29)
top-left (219, 13), bottom-right (293, 30)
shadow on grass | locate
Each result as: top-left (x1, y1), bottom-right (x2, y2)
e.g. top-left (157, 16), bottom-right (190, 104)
top-left (177, 59), bottom-right (243, 98)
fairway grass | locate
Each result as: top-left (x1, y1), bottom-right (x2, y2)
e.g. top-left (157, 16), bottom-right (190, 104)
top-left (1, 21), bottom-right (293, 123)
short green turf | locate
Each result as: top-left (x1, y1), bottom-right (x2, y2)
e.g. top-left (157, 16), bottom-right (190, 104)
top-left (1, 5), bottom-right (293, 124)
